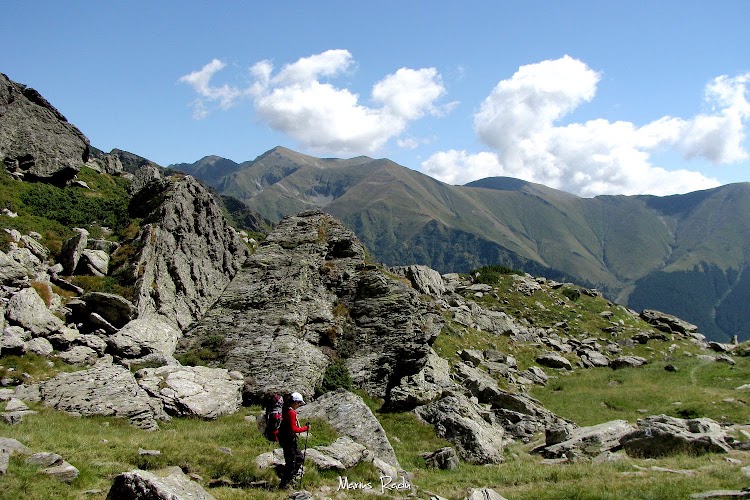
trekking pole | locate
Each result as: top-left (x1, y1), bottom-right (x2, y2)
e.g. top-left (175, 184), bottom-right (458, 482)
top-left (299, 422), bottom-right (310, 489)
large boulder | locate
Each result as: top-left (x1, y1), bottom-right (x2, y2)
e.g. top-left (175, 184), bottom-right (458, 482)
top-left (39, 357), bottom-right (167, 430)
top-left (415, 392), bottom-right (505, 464)
top-left (0, 72), bottom-right (89, 182)
top-left (620, 414), bottom-right (732, 457)
top-left (388, 265), bottom-right (446, 297)
top-left (60, 228), bottom-right (88, 275)
top-left (108, 316), bottom-right (181, 359)
top-left (298, 389), bottom-right (400, 468)
top-left (540, 420), bottom-right (636, 459)
top-left (135, 365), bottom-right (243, 419)
top-left (125, 173), bottom-right (250, 330)
top-left (82, 292), bottom-right (137, 329)
top-left (107, 466), bottom-right (215, 500)
top-left (5, 287), bottom-right (64, 336)
top-left (0, 249), bottom-right (29, 283)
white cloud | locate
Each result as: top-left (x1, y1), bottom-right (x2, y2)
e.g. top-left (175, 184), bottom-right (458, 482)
top-left (180, 50), bottom-right (448, 156)
top-left (423, 56), bottom-right (748, 196)
top-left (178, 59), bottom-right (249, 117)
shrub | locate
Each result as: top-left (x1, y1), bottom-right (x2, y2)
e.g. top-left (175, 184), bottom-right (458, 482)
top-left (471, 264), bottom-right (522, 285)
top-left (561, 287), bottom-right (581, 301)
top-left (317, 359), bottom-right (352, 395)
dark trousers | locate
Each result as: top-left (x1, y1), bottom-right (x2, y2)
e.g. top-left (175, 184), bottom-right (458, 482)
top-left (280, 438), bottom-right (304, 485)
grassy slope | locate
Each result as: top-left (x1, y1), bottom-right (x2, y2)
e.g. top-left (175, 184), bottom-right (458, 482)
top-left (1, 266), bottom-right (749, 498)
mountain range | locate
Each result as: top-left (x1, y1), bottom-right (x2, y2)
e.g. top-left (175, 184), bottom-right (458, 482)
top-left (172, 147), bottom-right (750, 342)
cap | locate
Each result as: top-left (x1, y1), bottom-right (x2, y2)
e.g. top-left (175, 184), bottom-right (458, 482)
top-left (290, 392), bottom-right (306, 405)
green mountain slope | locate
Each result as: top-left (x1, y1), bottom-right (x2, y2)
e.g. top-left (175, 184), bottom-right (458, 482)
top-left (171, 148), bottom-right (750, 342)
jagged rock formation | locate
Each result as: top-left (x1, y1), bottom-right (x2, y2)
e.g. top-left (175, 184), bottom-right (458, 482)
top-left (0, 72), bottom-right (89, 183)
top-left (179, 210), bottom-right (443, 402)
top-left (124, 169), bottom-right (250, 330)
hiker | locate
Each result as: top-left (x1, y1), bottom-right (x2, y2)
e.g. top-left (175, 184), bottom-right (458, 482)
top-left (278, 391), bottom-right (310, 489)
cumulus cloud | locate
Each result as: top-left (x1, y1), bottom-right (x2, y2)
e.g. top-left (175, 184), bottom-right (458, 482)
top-left (423, 56), bottom-right (749, 196)
top-left (178, 59), bottom-right (250, 118)
top-left (180, 50), bottom-right (448, 156)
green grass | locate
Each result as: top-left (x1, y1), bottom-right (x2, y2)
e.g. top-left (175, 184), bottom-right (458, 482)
top-left (0, 404), bottom-right (358, 499)
top-left (531, 355), bottom-right (750, 426)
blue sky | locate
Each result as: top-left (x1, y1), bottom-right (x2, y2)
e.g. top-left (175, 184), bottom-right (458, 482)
top-left (3, 1), bottom-right (749, 196)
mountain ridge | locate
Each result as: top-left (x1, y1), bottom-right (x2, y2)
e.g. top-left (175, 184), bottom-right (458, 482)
top-left (171, 150), bottom-right (750, 342)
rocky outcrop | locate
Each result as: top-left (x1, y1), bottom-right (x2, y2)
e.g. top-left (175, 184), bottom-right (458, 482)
top-left (125, 172), bottom-right (250, 330)
top-left (414, 392), bottom-right (505, 465)
top-left (620, 415), bottom-right (732, 457)
top-left (640, 310), bottom-right (700, 336)
top-left (135, 365), bottom-right (243, 419)
top-left (179, 210), bottom-right (442, 403)
top-left (107, 466), bottom-right (215, 500)
top-left (452, 362), bottom-right (572, 441)
top-left (540, 420), bottom-right (636, 459)
top-left (1, 72), bottom-right (89, 183)
top-left (298, 389), bottom-right (400, 468)
top-left (39, 357), bottom-right (168, 430)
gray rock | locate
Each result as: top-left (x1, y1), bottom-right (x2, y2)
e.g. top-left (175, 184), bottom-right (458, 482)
top-left (640, 309), bottom-right (699, 335)
top-left (180, 210), bottom-right (441, 403)
top-left (4, 398), bottom-right (29, 412)
top-left (127, 174), bottom-right (249, 330)
top-left (25, 451), bottom-right (64, 467)
top-left (136, 365), bottom-right (242, 419)
top-left (389, 265), bottom-right (446, 297)
top-left (298, 389), bottom-right (400, 468)
top-left (315, 436), bottom-right (372, 469)
top-left (60, 228), bottom-right (89, 275)
top-left (57, 345), bottom-right (98, 365)
top-left (303, 448), bottom-right (346, 470)
top-left (254, 448), bottom-right (284, 469)
top-left (453, 362), bottom-right (571, 441)
top-left (620, 414), bottom-right (732, 457)
top-left (109, 316), bottom-right (181, 359)
top-left (77, 249), bottom-right (109, 276)
top-left (107, 466), bottom-right (215, 500)
top-left (0, 249), bottom-right (28, 283)
top-left (0, 450), bottom-right (8, 474)
top-left (25, 337), bottom-right (54, 356)
top-left (40, 357), bottom-right (167, 430)
top-left (422, 447), bottom-right (459, 470)
top-left (466, 488), bottom-right (508, 500)
top-left (43, 461), bottom-right (80, 483)
top-left (5, 287), bottom-right (64, 336)
top-left (415, 393), bottom-right (505, 465)
top-left (541, 420), bottom-right (636, 459)
top-left (82, 292), bottom-right (137, 329)
top-left (0, 437), bottom-right (30, 455)
top-left (536, 352), bottom-right (573, 370)
top-left (689, 490), bottom-right (750, 499)
top-left (13, 384), bottom-right (41, 402)
top-left (19, 235), bottom-right (49, 262)
top-left (2, 327), bottom-right (27, 354)
top-left (388, 349), bottom-right (452, 410)
top-left (0, 72), bottom-right (89, 182)
top-left (611, 356), bottom-right (648, 369)
top-left (580, 349), bottom-right (610, 367)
